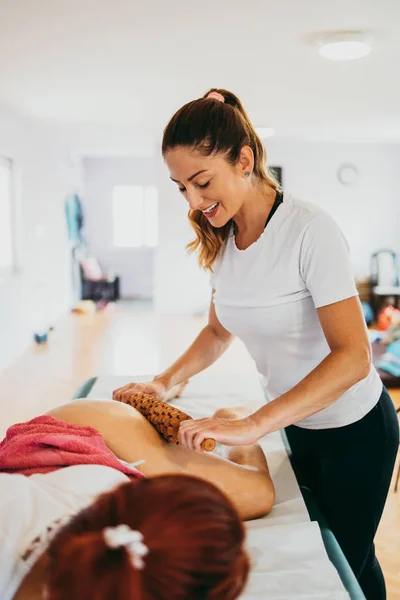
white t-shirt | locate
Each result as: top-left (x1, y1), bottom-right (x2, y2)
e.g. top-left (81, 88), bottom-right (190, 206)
top-left (211, 193), bottom-right (382, 429)
top-left (0, 465), bottom-right (130, 600)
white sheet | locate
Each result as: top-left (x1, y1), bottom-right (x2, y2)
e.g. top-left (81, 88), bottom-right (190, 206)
top-left (87, 373), bottom-right (350, 599)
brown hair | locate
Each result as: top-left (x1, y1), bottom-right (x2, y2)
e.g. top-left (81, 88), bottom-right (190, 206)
top-left (162, 88), bottom-right (280, 270)
top-left (46, 474), bottom-right (249, 600)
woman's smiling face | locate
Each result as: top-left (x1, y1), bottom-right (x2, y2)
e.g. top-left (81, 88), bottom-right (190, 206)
top-left (165, 146), bottom-right (252, 228)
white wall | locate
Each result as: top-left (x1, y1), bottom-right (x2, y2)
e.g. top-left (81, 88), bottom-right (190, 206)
top-left (267, 140), bottom-right (400, 278)
top-left (83, 157), bottom-right (157, 299)
top-left (153, 140), bottom-right (400, 315)
top-left (0, 106), bottom-right (82, 371)
top-left (81, 154), bottom-right (210, 310)
top-left (76, 139), bottom-right (400, 316)
top-left (1, 117), bottom-right (398, 366)
top-left (154, 159), bottom-right (210, 315)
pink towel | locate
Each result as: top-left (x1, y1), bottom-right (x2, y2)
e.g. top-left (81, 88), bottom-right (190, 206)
top-left (0, 415), bottom-right (144, 479)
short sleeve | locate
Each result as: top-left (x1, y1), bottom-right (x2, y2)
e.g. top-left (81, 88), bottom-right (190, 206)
top-left (300, 213), bottom-right (358, 308)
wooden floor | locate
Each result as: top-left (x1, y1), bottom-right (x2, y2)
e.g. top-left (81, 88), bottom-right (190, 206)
top-left (0, 300), bottom-right (399, 599)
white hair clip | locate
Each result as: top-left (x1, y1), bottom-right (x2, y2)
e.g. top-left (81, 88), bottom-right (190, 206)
top-left (103, 524), bottom-right (149, 570)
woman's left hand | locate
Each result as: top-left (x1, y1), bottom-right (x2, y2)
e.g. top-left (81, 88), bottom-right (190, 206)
top-left (178, 416), bottom-right (260, 452)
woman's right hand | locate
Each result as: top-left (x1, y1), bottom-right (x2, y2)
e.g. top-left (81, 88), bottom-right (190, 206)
top-left (112, 379), bottom-right (188, 404)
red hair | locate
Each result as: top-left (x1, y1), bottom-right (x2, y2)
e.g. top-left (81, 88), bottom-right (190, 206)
top-left (46, 474), bottom-right (249, 600)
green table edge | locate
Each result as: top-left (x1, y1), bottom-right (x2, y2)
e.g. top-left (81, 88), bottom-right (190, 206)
top-left (72, 378), bottom-right (365, 600)
top-left (72, 376), bottom-right (98, 400)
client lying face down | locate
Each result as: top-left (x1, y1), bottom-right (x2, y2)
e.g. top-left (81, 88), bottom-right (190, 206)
top-left (44, 475), bottom-right (250, 600)
top-left (1, 399), bottom-right (274, 600)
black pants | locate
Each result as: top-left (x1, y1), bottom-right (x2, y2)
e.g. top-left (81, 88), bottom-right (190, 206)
top-left (285, 386), bottom-right (399, 600)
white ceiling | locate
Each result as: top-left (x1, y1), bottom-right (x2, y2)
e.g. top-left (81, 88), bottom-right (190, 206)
top-left (0, 0), bottom-right (399, 143)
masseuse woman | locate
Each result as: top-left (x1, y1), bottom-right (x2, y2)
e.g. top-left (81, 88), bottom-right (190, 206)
top-left (113, 88), bottom-right (399, 600)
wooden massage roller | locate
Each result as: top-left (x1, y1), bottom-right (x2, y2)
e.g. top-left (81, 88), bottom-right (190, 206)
top-left (127, 392), bottom-right (216, 452)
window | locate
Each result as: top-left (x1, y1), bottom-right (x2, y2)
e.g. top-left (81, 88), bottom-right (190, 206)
top-left (112, 185), bottom-right (158, 248)
top-left (0, 157), bottom-right (14, 276)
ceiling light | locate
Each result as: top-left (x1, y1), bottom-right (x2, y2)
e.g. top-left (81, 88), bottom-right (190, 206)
top-left (318, 32), bottom-right (372, 61)
top-left (256, 127), bottom-right (275, 138)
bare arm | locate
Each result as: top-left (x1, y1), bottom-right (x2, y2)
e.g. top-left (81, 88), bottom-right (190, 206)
top-left (155, 292), bottom-right (233, 390)
top-left (252, 296), bottom-right (372, 435)
top-left (178, 297), bottom-right (374, 452)
top-left (114, 293), bottom-right (234, 402)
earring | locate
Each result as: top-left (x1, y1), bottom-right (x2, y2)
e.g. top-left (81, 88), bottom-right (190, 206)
top-left (244, 171), bottom-right (251, 177)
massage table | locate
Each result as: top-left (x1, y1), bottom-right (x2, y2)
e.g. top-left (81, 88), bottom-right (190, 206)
top-left (73, 373), bottom-right (366, 600)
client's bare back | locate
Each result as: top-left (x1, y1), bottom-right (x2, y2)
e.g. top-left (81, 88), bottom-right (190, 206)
top-left (48, 399), bottom-right (274, 520)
